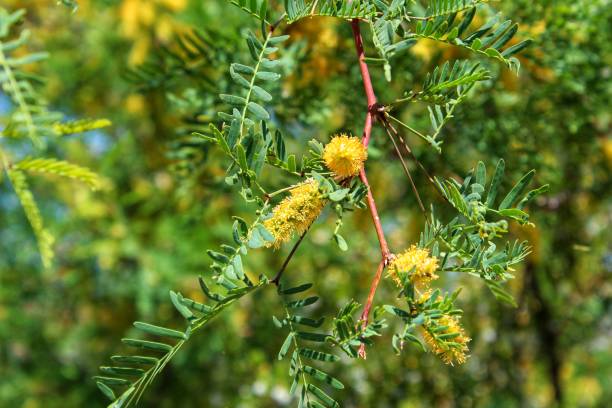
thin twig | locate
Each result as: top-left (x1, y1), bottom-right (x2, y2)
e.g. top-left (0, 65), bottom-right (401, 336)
top-left (357, 259), bottom-right (386, 359)
top-left (386, 114), bottom-right (429, 143)
top-left (382, 122), bottom-right (426, 214)
top-left (271, 227), bottom-right (310, 285)
top-left (382, 116), bottom-right (452, 206)
top-left (358, 169), bottom-right (390, 257)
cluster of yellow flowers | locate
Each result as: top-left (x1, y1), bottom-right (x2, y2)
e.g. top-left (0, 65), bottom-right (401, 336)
top-left (422, 315), bottom-right (471, 366)
top-left (387, 245), bottom-right (439, 289)
top-left (387, 245), bottom-right (470, 365)
top-left (263, 179), bottom-right (326, 248)
top-left (263, 134), bottom-right (366, 248)
top-left (323, 134), bottom-right (367, 178)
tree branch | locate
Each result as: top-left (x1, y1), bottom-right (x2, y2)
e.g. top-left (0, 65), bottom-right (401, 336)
top-left (350, 19), bottom-right (393, 358)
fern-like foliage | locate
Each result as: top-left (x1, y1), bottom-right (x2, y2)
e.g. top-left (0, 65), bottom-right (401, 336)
top-left (387, 59), bottom-right (490, 150)
top-left (212, 30), bottom-right (289, 201)
top-left (276, 283), bottom-right (344, 407)
top-left (275, 286), bottom-right (385, 406)
top-left (368, 15), bottom-right (416, 81)
top-left (4, 168), bottom-right (55, 268)
top-left (97, 208), bottom-right (277, 407)
top-left (124, 29), bottom-right (227, 94)
top-left (53, 118), bottom-right (112, 135)
top-left (435, 159), bottom-right (549, 229)
top-left (96, 280), bottom-right (268, 407)
top-left (226, 0), bottom-right (271, 23)
top-left (382, 160), bottom-right (546, 356)
top-left (284, 0), bottom-right (378, 23)
top-left (400, 60), bottom-right (490, 104)
top-left (419, 160), bottom-right (549, 304)
top-left (376, 4), bottom-right (532, 152)
top-left (14, 158), bottom-right (102, 190)
top-left (424, 84), bottom-right (471, 150)
top-left (95, 2), bottom-right (545, 406)
top-left (0, 9), bottom-right (59, 145)
top-left (386, 80), bottom-right (474, 152)
top-left (328, 300), bottom-right (385, 358)
top-left (385, 288), bottom-right (464, 355)
top-left (219, 30), bottom-right (287, 131)
top-left (0, 6), bottom-right (110, 268)
top-left (408, 6), bottom-right (532, 72)
top-left (423, 0), bottom-right (488, 18)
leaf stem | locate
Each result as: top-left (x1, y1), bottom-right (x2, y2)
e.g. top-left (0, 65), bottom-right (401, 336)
top-left (238, 31), bottom-right (272, 140)
top-left (386, 114), bottom-right (429, 143)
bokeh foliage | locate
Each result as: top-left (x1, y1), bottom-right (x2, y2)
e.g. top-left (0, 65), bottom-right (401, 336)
top-left (0, 0), bottom-right (610, 407)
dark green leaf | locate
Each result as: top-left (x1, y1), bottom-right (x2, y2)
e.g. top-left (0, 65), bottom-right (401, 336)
top-left (96, 381), bottom-right (116, 401)
top-left (100, 366), bottom-right (145, 377)
top-left (499, 170), bottom-right (535, 210)
top-left (280, 283), bottom-right (312, 295)
top-left (134, 321), bottom-right (187, 340)
top-left (291, 315), bottom-right (325, 328)
top-left (220, 94), bottom-right (247, 106)
top-left (303, 366), bottom-right (344, 389)
top-left (297, 332), bottom-right (328, 342)
top-left (308, 383), bottom-right (339, 408)
top-left (247, 102), bottom-right (269, 120)
top-left (110, 355), bottom-right (158, 365)
top-left (93, 376), bottom-right (131, 386)
top-left (486, 159), bottom-right (505, 207)
top-left (121, 338), bottom-right (173, 353)
top-left (278, 333), bottom-right (294, 360)
top-left (328, 188), bottom-right (349, 202)
top-left (286, 296), bottom-right (318, 309)
top-left (300, 348), bottom-right (339, 362)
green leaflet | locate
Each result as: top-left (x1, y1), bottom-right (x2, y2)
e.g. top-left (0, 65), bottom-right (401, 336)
top-left (409, 5), bottom-right (532, 73)
top-left (499, 170), bottom-right (535, 210)
top-left (303, 366), bottom-right (344, 390)
top-left (133, 322), bottom-right (188, 340)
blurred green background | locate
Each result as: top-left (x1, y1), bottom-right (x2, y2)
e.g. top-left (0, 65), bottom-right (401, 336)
top-left (0, 1), bottom-right (610, 407)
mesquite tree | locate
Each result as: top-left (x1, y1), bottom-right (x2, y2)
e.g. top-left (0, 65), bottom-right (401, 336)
top-left (1, 1), bottom-right (547, 407)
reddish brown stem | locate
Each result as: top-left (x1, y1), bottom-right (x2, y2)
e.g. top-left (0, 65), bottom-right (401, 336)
top-left (351, 19), bottom-right (393, 358)
top-left (351, 19), bottom-right (377, 147)
top-left (359, 168), bottom-right (390, 258)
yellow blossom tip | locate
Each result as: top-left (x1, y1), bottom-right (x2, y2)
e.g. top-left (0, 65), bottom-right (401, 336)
top-left (322, 134), bottom-right (367, 178)
top-left (421, 315), bottom-right (471, 365)
top-left (263, 179), bottom-right (326, 248)
top-left (387, 245), bottom-right (439, 289)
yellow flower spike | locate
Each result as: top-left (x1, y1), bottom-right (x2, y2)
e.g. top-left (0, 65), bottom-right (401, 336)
top-left (387, 245), bottom-right (439, 289)
top-left (421, 315), bottom-right (471, 366)
top-left (263, 179), bottom-right (327, 248)
top-left (323, 134), bottom-right (367, 178)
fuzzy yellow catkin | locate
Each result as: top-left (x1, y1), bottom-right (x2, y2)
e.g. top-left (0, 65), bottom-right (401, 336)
top-left (322, 134), bottom-right (367, 178)
top-left (387, 245), bottom-right (439, 289)
top-left (421, 315), bottom-right (471, 366)
top-left (263, 179), bottom-right (326, 248)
